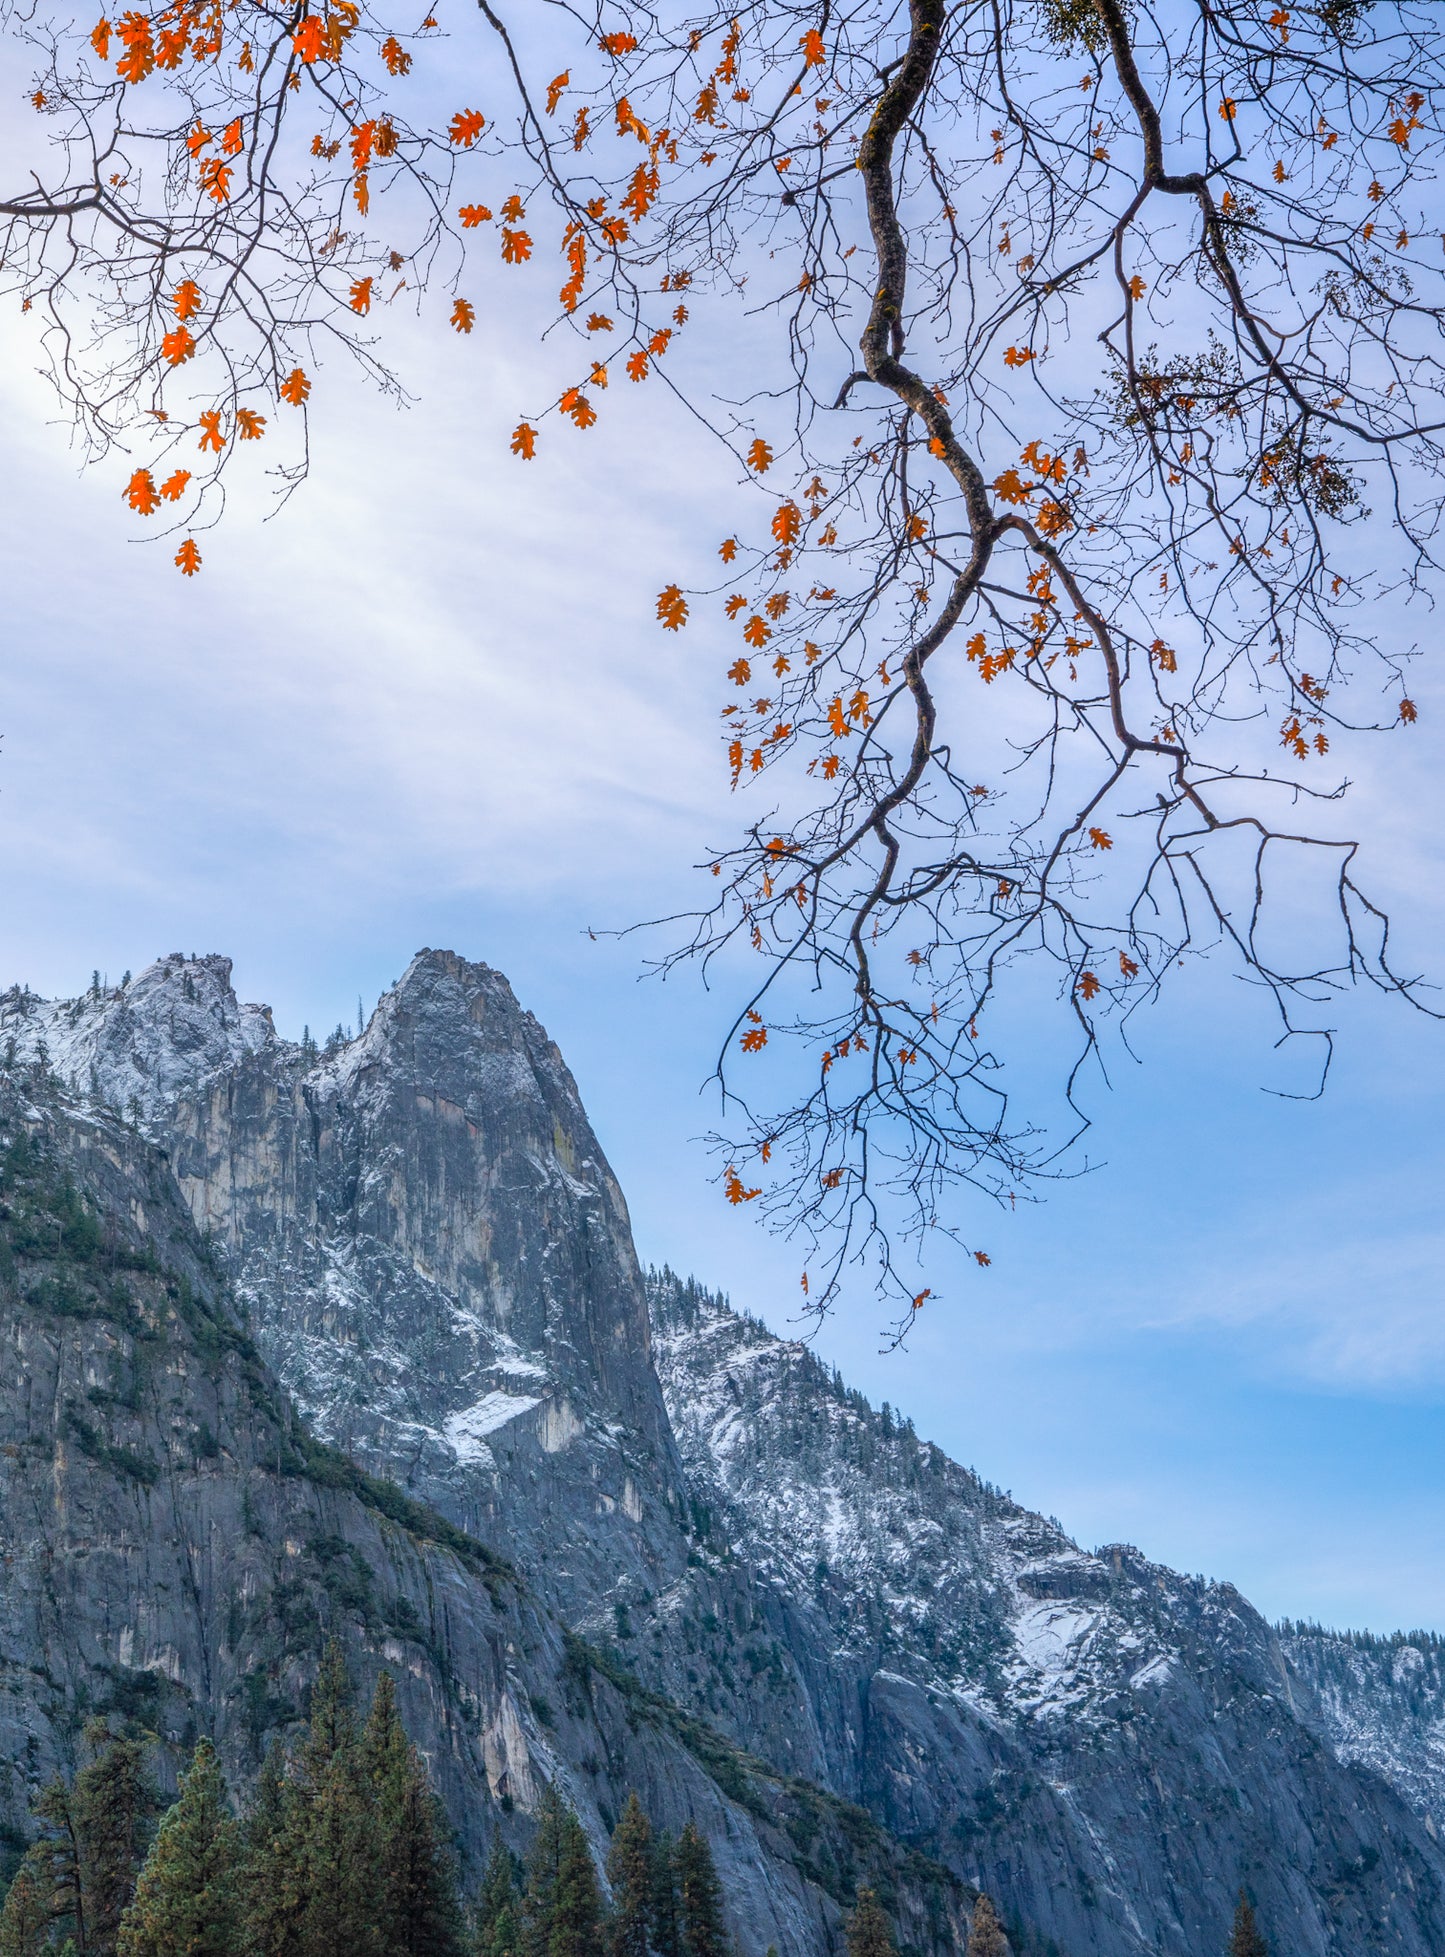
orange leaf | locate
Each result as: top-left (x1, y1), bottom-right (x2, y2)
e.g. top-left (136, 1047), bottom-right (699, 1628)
top-left (1002, 345), bottom-right (1034, 367)
top-left (162, 325), bottom-right (196, 365)
top-left (172, 278), bottom-right (202, 320)
top-left (1127, 273), bottom-right (1146, 299)
top-left (727, 658), bottom-right (752, 686)
top-left (349, 277), bottom-right (373, 314)
top-left (236, 408), bottom-right (266, 439)
top-left (743, 615), bottom-right (771, 647)
top-left (510, 421), bottom-right (537, 459)
top-left (625, 350), bottom-right (649, 383)
top-left (90, 17), bottom-right (111, 59)
top-left (159, 469), bottom-right (191, 501)
top-left (740, 1026), bottom-right (768, 1051)
top-left (221, 117), bottom-right (244, 156)
top-left (126, 468), bottom-right (160, 515)
top-left (1218, 96), bottom-right (1237, 120)
top-left (1077, 970), bottom-right (1100, 1000)
top-left (973, 1250), bottom-right (991, 1267)
top-left (599, 31), bottom-right (637, 54)
top-left (746, 437), bottom-right (773, 473)
top-left (449, 108), bottom-right (486, 146)
top-left (719, 538), bottom-right (738, 562)
top-left (451, 296), bottom-right (476, 333)
top-left (459, 203), bottom-right (492, 226)
top-left (280, 368), bottom-right (311, 406)
top-left (381, 34), bottom-right (412, 74)
top-left (560, 387), bottom-right (597, 428)
top-left (771, 501), bottom-right (801, 546)
top-left (1400, 698), bottom-right (1419, 723)
top-left (546, 70), bottom-right (568, 113)
top-left (656, 584), bottom-right (688, 630)
top-left (500, 228), bottom-right (532, 263)
top-left (199, 157), bottom-right (232, 202)
top-left (292, 16), bottom-right (326, 62)
top-left (585, 312), bottom-right (613, 332)
top-left (724, 1167), bottom-right (761, 1203)
top-left (1087, 827), bottom-right (1112, 849)
top-left (799, 26), bottom-right (825, 65)
top-left (174, 537), bottom-right (202, 575)
top-left (1119, 951), bottom-right (1139, 978)
top-left (197, 410), bottom-right (225, 452)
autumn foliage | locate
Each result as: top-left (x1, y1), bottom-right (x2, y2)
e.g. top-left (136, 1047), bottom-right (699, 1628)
top-left (3, 0), bottom-right (1444, 1316)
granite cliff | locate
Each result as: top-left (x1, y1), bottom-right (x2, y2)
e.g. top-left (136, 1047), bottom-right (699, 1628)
top-left (1, 951), bottom-right (1441, 1957)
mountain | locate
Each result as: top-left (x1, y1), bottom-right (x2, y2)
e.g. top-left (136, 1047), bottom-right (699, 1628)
top-left (2, 951), bottom-right (1443, 1957)
top-left (1279, 1623), bottom-right (1445, 1833)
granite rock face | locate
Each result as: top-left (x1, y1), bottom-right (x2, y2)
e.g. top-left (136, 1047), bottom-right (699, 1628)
top-left (0, 1078), bottom-right (966, 1957)
top-left (4, 953), bottom-right (1445, 1957)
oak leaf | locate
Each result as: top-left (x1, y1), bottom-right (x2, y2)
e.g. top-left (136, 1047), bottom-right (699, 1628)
top-left (510, 421), bottom-right (538, 458)
top-left (1087, 827), bottom-right (1112, 849)
top-left (1077, 970), bottom-right (1100, 1000)
top-left (159, 469), bottom-right (191, 501)
top-left (599, 30), bottom-right (637, 53)
top-left (656, 585), bottom-right (689, 630)
top-left (174, 538), bottom-right (202, 575)
top-left (197, 410), bottom-right (225, 451)
top-left (451, 297), bottom-right (476, 332)
top-left (162, 326), bottom-right (196, 365)
top-left (292, 17), bottom-right (326, 62)
top-left (1002, 345), bottom-right (1034, 366)
top-left (349, 277), bottom-right (373, 313)
top-left (381, 35), bottom-right (412, 73)
top-left (235, 408), bottom-right (266, 439)
top-left (280, 368), bottom-right (311, 405)
top-left (747, 437), bottom-right (773, 473)
top-left (459, 203), bottom-right (492, 226)
top-left (546, 70), bottom-right (568, 113)
top-left (449, 109), bottom-right (486, 146)
top-left (126, 468), bottom-right (160, 515)
top-left (500, 228), bottom-right (532, 263)
top-left (799, 26), bottom-right (825, 65)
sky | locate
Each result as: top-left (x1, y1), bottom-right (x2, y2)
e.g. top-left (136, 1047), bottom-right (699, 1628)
top-left (2, 161), bottom-right (1444, 1639)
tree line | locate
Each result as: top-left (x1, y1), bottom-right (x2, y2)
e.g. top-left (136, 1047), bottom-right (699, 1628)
top-left (0, 1640), bottom-right (1270, 1957)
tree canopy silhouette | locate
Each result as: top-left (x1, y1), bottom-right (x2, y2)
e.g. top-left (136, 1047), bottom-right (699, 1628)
top-left (4, 0), bottom-right (1444, 1315)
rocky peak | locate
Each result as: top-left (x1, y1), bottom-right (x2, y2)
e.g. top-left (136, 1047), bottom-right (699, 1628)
top-left (0, 954), bottom-right (272, 1125)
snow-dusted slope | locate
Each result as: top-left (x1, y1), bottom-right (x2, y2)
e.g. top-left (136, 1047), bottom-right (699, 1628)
top-left (6, 953), bottom-right (1445, 1957)
top-left (646, 1269), bottom-right (1445, 1955)
top-left (1281, 1624), bottom-right (1445, 1829)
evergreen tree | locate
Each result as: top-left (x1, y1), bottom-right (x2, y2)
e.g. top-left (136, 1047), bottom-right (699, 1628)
top-left (844, 1890), bottom-right (895, 1957)
top-left (473, 1842), bottom-right (520, 1957)
top-left (31, 1777), bottom-right (86, 1953)
top-left (673, 1827), bottom-right (724, 1957)
top-left (116, 1740), bottom-right (240, 1957)
top-left (546, 1815), bottom-right (603, 1957)
top-left (1228, 1894), bottom-right (1268, 1957)
top-left (0, 1857), bottom-right (52, 1957)
top-left (605, 1797), bottom-right (651, 1957)
top-left (72, 1726), bottom-right (156, 1957)
top-left (520, 1788), bottom-right (570, 1957)
top-left (647, 1834), bottom-right (678, 1957)
top-left (964, 1896), bottom-right (1010, 1957)
top-left (362, 1675), bottom-right (461, 1957)
top-left (239, 1743), bottom-right (304, 1957)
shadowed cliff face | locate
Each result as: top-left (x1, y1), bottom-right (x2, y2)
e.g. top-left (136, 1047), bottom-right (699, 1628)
top-left (0, 1081), bottom-right (969, 1957)
top-left (5, 952), bottom-right (1445, 1957)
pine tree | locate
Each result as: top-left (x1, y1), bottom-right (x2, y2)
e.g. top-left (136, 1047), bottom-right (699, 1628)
top-left (362, 1675), bottom-right (461, 1957)
top-left (0, 1856), bottom-right (52, 1957)
top-left (673, 1826), bottom-right (724, 1957)
top-left (964, 1896), bottom-right (1010, 1957)
top-left (72, 1726), bottom-right (156, 1957)
top-left (845, 1889), bottom-right (896, 1957)
top-left (473, 1842), bottom-right (521, 1957)
top-left (547, 1813), bottom-right (603, 1957)
top-left (116, 1740), bottom-right (240, 1957)
top-left (239, 1741), bottom-right (305, 1957)
top-left (605, 1796), bottom-right (651, 1957)
top-left (647, 1833), bottom-right (678, 1957)
top-left (295, 1714), bottom-right (379, 1957)
top-left (29, 1779), bottom-right (85, 1955)
top-left (520, 1787), bottom-right (570, 1957)
top-left (1228, 1894), bottom-right (1268, 1957)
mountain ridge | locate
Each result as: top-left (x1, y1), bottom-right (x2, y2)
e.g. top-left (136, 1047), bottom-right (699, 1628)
top-left (2, 950), bottom-right (1441, 1957)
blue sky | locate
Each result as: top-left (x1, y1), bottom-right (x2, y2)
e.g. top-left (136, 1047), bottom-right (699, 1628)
top-left (2, 258), bottom-right (1443, 1638)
